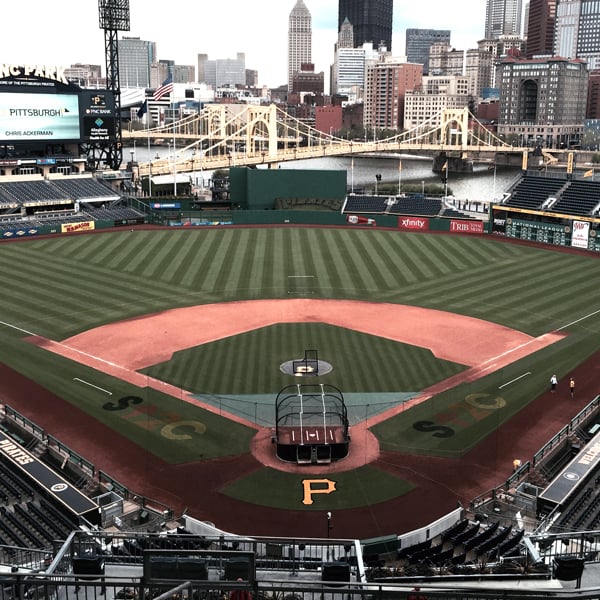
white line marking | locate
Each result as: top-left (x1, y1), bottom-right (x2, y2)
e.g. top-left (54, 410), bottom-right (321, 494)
top-left (499, 372), bottom-right (532, 389)
top-left (557, 308), bottom-right (600, 332)
top-left (0, 321), bottom-right (37, 336)
top-left (73, 378), bottom-right (112, 395)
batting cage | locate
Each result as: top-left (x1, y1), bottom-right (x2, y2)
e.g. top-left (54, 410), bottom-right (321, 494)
top-left (274, 383), bottom-right (350, 464)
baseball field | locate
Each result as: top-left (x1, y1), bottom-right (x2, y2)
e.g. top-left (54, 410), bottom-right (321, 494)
top-left (0, 226), bottom-right (599, 539)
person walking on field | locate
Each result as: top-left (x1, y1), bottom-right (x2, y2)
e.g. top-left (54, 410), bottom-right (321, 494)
top-left (550, 374), bottom-right (558, 394)
top-left (570, 377), bottom-right (575, 399)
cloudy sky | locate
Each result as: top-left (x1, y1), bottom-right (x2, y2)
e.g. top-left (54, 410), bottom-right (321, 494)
top-left (2, 0), bottom-right (487, 88)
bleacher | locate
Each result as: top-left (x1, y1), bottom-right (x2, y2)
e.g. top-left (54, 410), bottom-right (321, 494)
top-left (503, 175), bottom-right (567, 211)
top-left (343, 194), bottom-right (388, 214)
top-left (49, 177), bottom-right (120, 202)
top-left (387, 196), bottom-right (442, 216)
top-left (551, 180), bottom-right (600, 216)
top-left (0, 176), bottom-right (147, 232)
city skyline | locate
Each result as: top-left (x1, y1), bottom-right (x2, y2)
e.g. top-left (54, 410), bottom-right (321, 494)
top-left (3, 0), bottom-right (487, 88)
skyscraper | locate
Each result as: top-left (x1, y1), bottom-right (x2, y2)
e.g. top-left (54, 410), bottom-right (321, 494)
top-left (484, 0), bottom-right (523, 39)
top-left (117, 37), bottom-right (156, 88)
top-left (555, 0), bottom-right (600, 71)
top-left (288, 0), bottom-right (312, 91)
top-left (406, 29), bottom-right (451, 75)
top-left (338, 0), bottom-right (393, 52)
top-left (525, 0), bottom-right (556, 57)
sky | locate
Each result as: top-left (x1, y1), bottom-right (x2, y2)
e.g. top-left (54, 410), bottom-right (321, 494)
top-left (1, 0), bottom-right (487, 88)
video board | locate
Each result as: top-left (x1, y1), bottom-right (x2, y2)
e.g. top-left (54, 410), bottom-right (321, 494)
top-left (0, 92), bottom-right (81, 142)
top-left (0, 87), bottom-right (116, 145)
top-left (80, 90), bottom-right (116, 143)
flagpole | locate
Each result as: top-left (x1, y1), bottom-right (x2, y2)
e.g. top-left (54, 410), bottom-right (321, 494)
top-left (443, 160), bottom-right (448, 198)
top-left (173, 105), bottom-right (177, 197)
top-left (147, 105), bottom-right (152, 197)
top-left (398, 159), bottom-right (402, 196)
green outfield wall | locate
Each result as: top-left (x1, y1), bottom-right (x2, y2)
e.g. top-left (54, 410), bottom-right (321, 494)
top-left (230, 166), bottom-right (347, 210)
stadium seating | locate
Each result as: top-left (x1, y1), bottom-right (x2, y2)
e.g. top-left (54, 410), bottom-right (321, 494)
top-left (551, 180), bottom-right (600, 216)
top-left (504, 176), bottom-right (566, 210)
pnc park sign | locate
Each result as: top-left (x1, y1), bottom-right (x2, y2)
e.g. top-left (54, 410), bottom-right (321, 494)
top-left (0, 63), bottom-right (69, 84)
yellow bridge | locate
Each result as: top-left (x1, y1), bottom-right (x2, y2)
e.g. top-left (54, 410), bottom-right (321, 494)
top-left (123, 105), bottom-right (569, 177)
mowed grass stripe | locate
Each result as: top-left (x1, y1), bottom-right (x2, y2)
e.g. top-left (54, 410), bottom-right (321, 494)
top-left (212, 229), bottom-right (246, 295)
top-left (365, 231), bottom-right (422, 286)
top-left (148, 323), bottom-right (466, 395)
top-left (258, 228), bottom-right (282, 295)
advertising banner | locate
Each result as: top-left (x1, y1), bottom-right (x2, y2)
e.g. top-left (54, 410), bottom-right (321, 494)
top-left (398, 216), bottom-right (430, 231)
top-left (346, 214), bottom-right (376, 226)
top-left (450, 220), bottom-right (485, 234)
top-left (571, 220), bottom-right (590, 249)
top-left (62, 221), bottom-right (95, 234)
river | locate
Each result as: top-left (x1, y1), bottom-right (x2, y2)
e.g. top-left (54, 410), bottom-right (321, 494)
top-left (124, 146), bottom-right (522, 202)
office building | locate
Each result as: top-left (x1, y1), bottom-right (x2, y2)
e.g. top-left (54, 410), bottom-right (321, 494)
top-left (338, 17), bottom-right (354, 49)
top-left (429, 43), bottom-right (494, 99)
top-left (364, 55), bottom-right (422, 130)
top-left (199, 53), bottom-right (246, 89)
top-left (485, 0), bottom-right (523, 39)
top-left (406, 29), bottom-right (451, 75)
top-left (291, 63), bottom-right (324, 97)
top-left (64, 64), bottom-right (104, 88)
top-left (404, 75), bottom-right (471, 129)
top-left (525, 0), bottom-right (556, 57)
top-left (117, 37), bottom-right (156, 88)
top-left (332, 42), bottom-right (379, 99)
top-left (587, 70), bottom-right (600, 119)
top-left (554, 0), bottom-right (600, 71)
top-left (338, 0), bottom-right (393, 52)
top-left (288, 0), bottom-right (312, 91)
top-left (497, 55), bottom-right (588, 148)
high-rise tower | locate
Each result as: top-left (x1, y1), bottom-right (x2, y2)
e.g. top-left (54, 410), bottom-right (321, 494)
top-left (288, 0), bottom-right (312, 91)
top-left (338, 0), bottom-right (393, 52)
top-left (525, 0), bottom-right (556, 57)
top-left (555, 0), bottom-right (600, 70)
top-left (484, 0), bottom-right (523, 39)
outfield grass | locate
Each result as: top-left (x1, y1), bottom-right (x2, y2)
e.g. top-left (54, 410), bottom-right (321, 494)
top-left (0, 228), bottom-right (599, 462)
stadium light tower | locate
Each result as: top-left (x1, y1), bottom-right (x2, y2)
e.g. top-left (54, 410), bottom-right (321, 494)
top-left (98, 0), bottom-right (130, 170)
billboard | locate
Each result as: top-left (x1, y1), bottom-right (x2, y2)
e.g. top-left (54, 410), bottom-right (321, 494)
top-left (0, 92), bottom-right (80, 141)
top-left (0, 87), bottom-right (116, 145)
top-left (571, 220), bottom-right (590, 249)
top-left (80, 90), bottom-right (116, 142)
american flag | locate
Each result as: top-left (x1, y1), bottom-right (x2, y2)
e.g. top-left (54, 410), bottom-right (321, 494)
top-left (153, 74), bottom-right (173, 101)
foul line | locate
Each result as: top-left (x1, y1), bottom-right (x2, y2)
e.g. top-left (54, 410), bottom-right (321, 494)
top-left (0, 320), bottom-right (37, 336)
top-left (499, 372), bottom-right (532, 390)
top-left (557, 307), bottom-right (600, 332)
top-left (73, 378), bottom-right (112, 395)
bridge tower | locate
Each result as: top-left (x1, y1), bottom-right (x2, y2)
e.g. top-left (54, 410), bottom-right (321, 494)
top-left (440, 107), bottom-right (470, 148)
top-left (246, 105), bottom-right (279, 161)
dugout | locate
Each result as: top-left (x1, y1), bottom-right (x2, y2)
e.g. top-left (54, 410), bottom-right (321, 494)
top-left (229, 166), bottom-right (347, 210)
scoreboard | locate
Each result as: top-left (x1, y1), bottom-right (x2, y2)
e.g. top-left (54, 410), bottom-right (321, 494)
top-left (492, 208), bottom-right (600, 252)
top-left (0, 69), bottom-right (116, 146)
